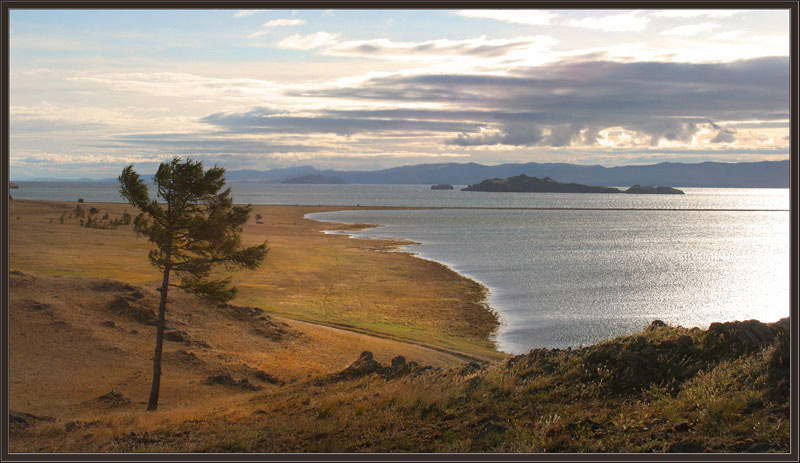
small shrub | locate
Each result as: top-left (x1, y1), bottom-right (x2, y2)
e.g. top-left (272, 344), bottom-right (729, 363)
top-left (77, 198), bottom-right (84, 203)
top-left (89, 207), bottom-right (99, 215)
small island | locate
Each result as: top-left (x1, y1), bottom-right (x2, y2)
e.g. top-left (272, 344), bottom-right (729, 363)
top-left (280, 174), bottom-right (346, 184)
top-left (462, 174), bottom-right (683, 194)
top-left (431, 184), bottom-right (454, 190)
top-left (624, 184), bottom-right (684, 194)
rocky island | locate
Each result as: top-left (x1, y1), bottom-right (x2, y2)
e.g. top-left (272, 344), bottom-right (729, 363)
top-left (462, 174), bottom-right (683, 194)
top-left (280, 174), bottom-right (346, 184)
top-left (431, 184), bottom-right (454, 190)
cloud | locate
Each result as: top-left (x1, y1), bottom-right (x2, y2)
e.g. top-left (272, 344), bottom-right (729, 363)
top-left (318, 35), bottom-right (557, 61)
top-left (277, 31), bottom-right (340, 50)
top-left (263, 18), bottom-right (306, 27)
top-left (296, 57), bottom-right (788, 148)
top-left (454, 10), bottom-right (558, 25)
top-left (566, 11), bottom-right (649, 32)
top-left (661, 22), bottom-right (719, 37)
top-left (707, 120), bottom-right (737, 143)
top-left (233, 10), bottom-right (263, 18)
top-left (651, 10), bottom-right (746, 19)
top-left (200, 106), bottom-right (482, 135)
top-left (710, 30), bottom-right (745, 41)
top-left (93, 132), bottom-right (321, 155)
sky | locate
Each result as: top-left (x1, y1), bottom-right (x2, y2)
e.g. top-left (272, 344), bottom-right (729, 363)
top-left (8, 8), bottom-right (792, 179)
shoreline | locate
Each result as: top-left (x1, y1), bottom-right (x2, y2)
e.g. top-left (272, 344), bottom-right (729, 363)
top-left (307, 212), bottom-right (507, 353)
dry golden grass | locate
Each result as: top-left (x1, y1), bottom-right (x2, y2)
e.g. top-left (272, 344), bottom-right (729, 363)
top-left (9, 198), bottom-right (506, 452)
top-left (10, 200), bottom-right (501, 360)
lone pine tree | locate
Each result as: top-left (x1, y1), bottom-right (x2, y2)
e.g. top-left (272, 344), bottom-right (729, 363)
top-left (119, 157), bottom-right (268, 411)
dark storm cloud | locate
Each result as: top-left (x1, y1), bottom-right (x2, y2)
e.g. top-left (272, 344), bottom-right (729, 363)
top-left (289, 56), bottom-right (789, 147)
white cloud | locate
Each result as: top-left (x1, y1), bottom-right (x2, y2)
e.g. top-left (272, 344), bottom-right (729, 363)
top-left (661, 22), bottom-right (719, 37)
top-left (710, 30), bottom-right (746, 41)
top-left (233, 10), bottom-right (263, 19)
top-left (263, 18), bottom-right (306, 27)
top-left (277, 31), bottom-right (341, 50)
top-left (652, 10), bottom-right (746, 19)
top-left (566, 11), bottom-right (649, 33)
top-left (455, 10), bottom-right (557, 25)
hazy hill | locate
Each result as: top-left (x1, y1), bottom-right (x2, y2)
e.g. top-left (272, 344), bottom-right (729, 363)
top-left (16, 160), bottom-right (789, 188)
top-left (228, 160), bottom-right (789, 188)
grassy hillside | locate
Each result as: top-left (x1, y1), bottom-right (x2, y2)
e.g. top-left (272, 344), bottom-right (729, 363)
top-left (9, 200), bottom-right (501, 361)
top-left (8, 199), bottom-right (790, 453)
top-left (10, 270), bottom-right (788, 452)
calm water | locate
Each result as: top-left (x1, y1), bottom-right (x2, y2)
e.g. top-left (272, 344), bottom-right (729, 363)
top-left (12, 182), bottom-right (791, 354)
top-left (10, 182), bottom-right (790, 210)
top-left (309, 207), bottom-right (790, 353)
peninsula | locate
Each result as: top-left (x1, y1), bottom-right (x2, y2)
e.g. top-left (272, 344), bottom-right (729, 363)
top-left (280, 174), bottom-right (346, 184)
top-left (462, 174), bottom-right (684, 194)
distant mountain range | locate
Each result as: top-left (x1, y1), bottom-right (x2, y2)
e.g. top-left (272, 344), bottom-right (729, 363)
top-left (13, 160), bottom-right (790, 188)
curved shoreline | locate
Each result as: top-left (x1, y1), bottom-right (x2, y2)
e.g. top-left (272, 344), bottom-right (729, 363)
top-left (306, 211), bottom-right (508, 354)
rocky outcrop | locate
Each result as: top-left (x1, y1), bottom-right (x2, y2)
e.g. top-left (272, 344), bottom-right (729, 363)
top-left (203, 373), bottom-right (263, 391)
top-left (625, 185), bottom-right (684, 194)
top-left (316, 351), bottom-right (435, 384)
top-left (462, 174), bottom-right (683, 194)
top-left (431, 184), bottom-right (454, 190)
top-left (463, 175), bottom-right (620, 193)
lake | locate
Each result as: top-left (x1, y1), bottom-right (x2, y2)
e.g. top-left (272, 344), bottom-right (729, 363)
top-left (11, 182), bottom-right (791, 353)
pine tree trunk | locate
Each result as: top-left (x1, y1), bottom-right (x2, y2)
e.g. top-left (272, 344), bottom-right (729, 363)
top-left (147, 264), bottom-right (171, 411)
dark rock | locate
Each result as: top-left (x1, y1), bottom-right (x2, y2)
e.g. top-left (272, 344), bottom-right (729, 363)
top-left (253, 370), bottom-right (283, 385)
top-left (108, 296), bottom-right (157, 326)
top-left (164, 330), bottom-right (189, 343)
top-left (9, 411), bottom-right (55, 434)
top-left (625, 185), bottom-right (684, 195)
top-left (317, 352), bottom-right (433, 384)
top-left (459, 362), bottom-right (483, 376)
top-left (672, 421), bottom-right (692, 432)
top-left (101, 320), bottom-right (116, 328)
top-left (341, 351), bottom-right (382, 377)
top-left (647, 320), bottom-right (667, 331)
top-left (94, 390), bottom-right (132, 408)
top-left (706, 320), bottom-right (776, 354)
top-left (203, 373), bottom-right (262, 391)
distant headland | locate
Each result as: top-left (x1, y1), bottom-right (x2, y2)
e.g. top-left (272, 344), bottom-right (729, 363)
top-left (280, 174), bottom-right (346, 184)
top-left (462, 174), bottom-right (684, 194)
